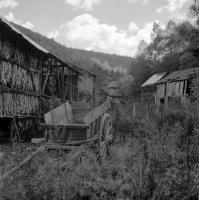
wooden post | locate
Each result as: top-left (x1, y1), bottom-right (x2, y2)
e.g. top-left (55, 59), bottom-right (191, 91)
top-left (133, 102), bottom-right (136, 117)
top-left (141, 89), bottom-right (144, 105)
top-left (10, 119), bottom-right (14, 146)
top-left (93, 77), bottom-right (97, 106)
top-left (13, 117), bottom-right (23, 152)
top-left (61, 65), bottom-right (64, 102)
top-left (38, 54), bottom-right (43, 122)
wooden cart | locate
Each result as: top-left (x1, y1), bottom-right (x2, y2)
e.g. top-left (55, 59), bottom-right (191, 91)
top-left (42, 98), bottom-right (113, 159)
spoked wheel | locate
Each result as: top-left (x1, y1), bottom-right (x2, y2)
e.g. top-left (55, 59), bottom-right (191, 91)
top-left (98, 113), bottom-right (113, 160)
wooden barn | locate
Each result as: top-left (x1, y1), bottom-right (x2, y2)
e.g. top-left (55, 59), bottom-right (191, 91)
top-left (11, 23), bottom-right (96, 99)
top-left (0, 17), bottom-right (95, 142)
top-left (156, 67), bottom-right (199, 109)
top-left (141, 72), bottom-right (166, 103)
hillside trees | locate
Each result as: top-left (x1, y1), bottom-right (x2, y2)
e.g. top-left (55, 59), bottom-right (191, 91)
top-left (129, 8), bottom-right (199, 87)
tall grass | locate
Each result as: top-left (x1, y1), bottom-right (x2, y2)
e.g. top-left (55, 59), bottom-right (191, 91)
top-left (1, 103), bottom-right (199, 200)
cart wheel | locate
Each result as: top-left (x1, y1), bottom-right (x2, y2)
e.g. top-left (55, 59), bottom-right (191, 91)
top-left (98, 113), bottom-right (113, 160)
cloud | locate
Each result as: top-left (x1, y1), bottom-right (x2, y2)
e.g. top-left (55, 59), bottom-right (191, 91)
top-left (4, 12), bottom-right (34, 30)
top-left (4, 11), bottom-right (20, 23)
top-left (156, 0), bottom-right (189, 13)
top-left (128, 22), bottom-right (139, 32)
top-left (129, 0), bottom-right (151, 5)
top-left (22, 21), bottom-right (34, 30)
top-left (0, 0), bottom-right (18, 9)
top-left (65, 0), bottom-right (100, 10)
top-left (47, 30), bottom-right (60, 39)
top-left (50, 14), bottom-right (155, 57)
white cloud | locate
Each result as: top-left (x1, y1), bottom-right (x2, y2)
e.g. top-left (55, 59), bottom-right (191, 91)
top-left (52, 14), bottom-right (155, 57)
top-left (4, 12), bottom-right (34, 30)
top-left (128, 22), bottom-right (139, 32)
top-left (22, 21), bottom-right (34, 30)
top-left (4, 11), bottom-right (20, 23)
top-left (156, 0), bottom-right (189, 13)
top-left (65, 0), bottom-right (100, 10)
top-left (129, 0), bottom-right (151, 5)
top-left (47, 30), bottom-right (60, 39)
top-left (0, 0), bottom-right (18, 9)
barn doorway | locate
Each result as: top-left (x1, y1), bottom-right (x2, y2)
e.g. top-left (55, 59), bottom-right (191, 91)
top-left (0, 118), bottom-right (11, 144)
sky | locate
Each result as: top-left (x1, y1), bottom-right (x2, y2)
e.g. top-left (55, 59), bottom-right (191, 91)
top-left (0, 0), bottom-right (195, 57)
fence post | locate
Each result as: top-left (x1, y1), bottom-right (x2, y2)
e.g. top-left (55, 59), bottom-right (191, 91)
top-left (133, 102), bottom-right (136, 117)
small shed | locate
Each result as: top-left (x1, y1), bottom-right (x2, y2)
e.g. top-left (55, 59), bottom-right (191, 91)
top-left (105, 81), bottom-right (122, 99)
top-left (156, 67), bottom-right (199, 108)
top-left (141, 72), bottom-right (166, 103)
top-left (75, 65), bottom-right (97, 96)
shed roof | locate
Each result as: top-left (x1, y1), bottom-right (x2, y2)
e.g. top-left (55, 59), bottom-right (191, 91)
top-left (107, 81), bottom-right (120, 89)
top-left (0, 17), bottom-right (95, 77)
top-left (141, 72), bottom-right (166, 87)
top-left (157, 67), bottom-right (199, 84)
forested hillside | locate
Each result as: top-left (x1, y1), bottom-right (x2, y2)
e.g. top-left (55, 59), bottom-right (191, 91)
top-left (60, 46), bottom-right (132, 74)
top-left (63, 48), bottom-right (131, 88)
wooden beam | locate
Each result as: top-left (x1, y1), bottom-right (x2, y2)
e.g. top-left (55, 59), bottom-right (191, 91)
top-left (42, 71), bottom-right (49, 95)
top-left (0, 146), bottom-right (45, 182)
top-left (40, 123), bottom-right (89, 129)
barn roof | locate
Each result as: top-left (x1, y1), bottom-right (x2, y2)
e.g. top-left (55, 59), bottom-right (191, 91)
top-left (141, 72), bottom-right (166, 87)
top-left (0, 17), bottom-right (96, 77)
top-left (157, 67), bottom-right (199, 84)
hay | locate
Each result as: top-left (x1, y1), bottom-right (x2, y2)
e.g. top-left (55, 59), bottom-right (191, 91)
top-left (0, 61), bottom-right (40, 92)
top-left (0, 93), bottom-right (39, 116)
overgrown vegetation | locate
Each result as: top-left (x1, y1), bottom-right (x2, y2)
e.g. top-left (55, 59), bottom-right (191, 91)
top-left (1, 103), bottom-right (199, 200)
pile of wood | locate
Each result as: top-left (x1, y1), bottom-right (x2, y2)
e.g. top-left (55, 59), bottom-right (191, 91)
top-left (0, 92), bottom-right (39, 116)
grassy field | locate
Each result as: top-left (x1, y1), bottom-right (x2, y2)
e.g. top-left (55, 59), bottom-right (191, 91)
top-left (1, 104), bottom-right (199, 200)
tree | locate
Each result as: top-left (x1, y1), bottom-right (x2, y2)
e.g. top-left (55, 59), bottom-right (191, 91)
top-left (129, 54), bottom-right (152, 86)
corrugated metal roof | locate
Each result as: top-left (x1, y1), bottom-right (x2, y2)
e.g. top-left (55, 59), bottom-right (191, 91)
top-left (157, 67), bottom-right (199, 84)
top-left (141, 72), bottom-right (166, 87)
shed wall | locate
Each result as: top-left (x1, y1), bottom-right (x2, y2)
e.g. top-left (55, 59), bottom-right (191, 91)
top-left (157, 84), bottom-right (165, 99)
top-left (78, 74), bottom-right (94, 95)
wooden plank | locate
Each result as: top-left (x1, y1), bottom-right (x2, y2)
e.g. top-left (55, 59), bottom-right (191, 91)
top-left (64, 102), bottom-right (73, 123)
top-left (42, 71), bottom-right (50, 94)
top-left (0, 146), bottom-right (45, 182)
top-left (47, 136), bottom-right (98, 146)
top-left (44, 102), bottom-right (73, 125)
top-left (40, 123), bottom-right (89, 129)
top-left (83, 99), bottom-right (111, 124)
